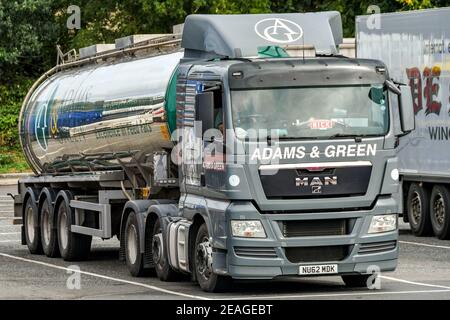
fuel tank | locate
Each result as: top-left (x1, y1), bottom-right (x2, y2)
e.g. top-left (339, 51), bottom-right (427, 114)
top-left (20, 51), bottom-right (183, 174)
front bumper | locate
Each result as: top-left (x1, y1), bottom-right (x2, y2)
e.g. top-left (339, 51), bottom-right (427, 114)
top-left (216, 196), bottom-right (399, 279)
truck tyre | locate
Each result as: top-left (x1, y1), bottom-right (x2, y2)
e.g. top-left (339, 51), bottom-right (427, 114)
top-left (430, 185), bottom-right (450, 240)
top-left (40, 197), bottom-right (60, 257)
top-left (24, 196), bottom-right (43, 254)
top-left (342, 274), bottom-right (372, 288)
top-left (56, 192), bottom-right (92, 261)
top-left (152, 219), bottom-right (177, 281)
top-left (194, 223), bottom-right (231, 292)
top-left (407, 183), bottom-right (432, 236)
top-left (125, 211), bottom-right (149, 277)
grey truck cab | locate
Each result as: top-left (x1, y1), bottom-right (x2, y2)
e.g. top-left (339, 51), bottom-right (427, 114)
top-left (155, 12), bottom-right (414, 291)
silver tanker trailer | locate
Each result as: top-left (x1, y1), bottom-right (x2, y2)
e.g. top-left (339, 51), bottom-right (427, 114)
top-left (15, 12), bottom-right (414, 292)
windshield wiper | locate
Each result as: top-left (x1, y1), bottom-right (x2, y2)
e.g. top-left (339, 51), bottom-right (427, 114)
top-left (326, 133), bottom-right (367, 142)
top-left (278, 136), bottom-right (322, 140)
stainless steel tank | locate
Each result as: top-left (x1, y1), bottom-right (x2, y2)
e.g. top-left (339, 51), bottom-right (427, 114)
top-left (20, 51), bottom-right (183, 174)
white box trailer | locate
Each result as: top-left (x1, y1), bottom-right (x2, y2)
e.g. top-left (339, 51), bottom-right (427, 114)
top-left (356, 7), bottom-right (450, 239)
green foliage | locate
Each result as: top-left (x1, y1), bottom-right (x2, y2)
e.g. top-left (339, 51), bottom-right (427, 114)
top-left (0, 0), bottom-right (61, 76)
top-left (0, 147), bottom-right (30, 173)
top-left (396, 0), bottom-right (450, 9)
top-left (0, 77), bottom-right (32, 147)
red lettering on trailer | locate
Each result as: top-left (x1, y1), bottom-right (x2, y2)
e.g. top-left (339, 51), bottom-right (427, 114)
top-left (423, 66), bottom-right (442, 115)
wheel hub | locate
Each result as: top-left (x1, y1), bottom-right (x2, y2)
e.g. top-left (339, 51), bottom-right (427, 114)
top-left (59, 210), bottom-right (69, 250)
top-left (411, 192), bottom-right (422, 225)
top-left (434, 194), bottom-right (445, 227)
top-left (127, 224), bottom-right (138, 265)
top-left (196, 239), bottom-right (213, 279)
top-left (26, 207), bottom-right (35, 242)
top-left (42, 209), bottom-right (51, 245)
top-left (152, 233), bottom-right (163, 264)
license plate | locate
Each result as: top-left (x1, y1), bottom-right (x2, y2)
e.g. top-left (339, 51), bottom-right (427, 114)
top-left (299, 264), bottom-right (338, 275)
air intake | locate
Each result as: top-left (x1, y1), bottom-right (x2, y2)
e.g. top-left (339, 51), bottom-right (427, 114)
top-left (234, 247), bottom-right (278, 258)
top-left (282, 219), bottom-right (349, 237)
top-left (285, 245), bottom-right (350, 263)
top-left (358, 241), bottom-right (397, 254)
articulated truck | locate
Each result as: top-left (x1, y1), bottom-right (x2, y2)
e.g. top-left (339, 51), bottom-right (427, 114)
top-left (357, 7), bottom-right (450, 240)
top-left (15, 12), bottom-right (414, 292)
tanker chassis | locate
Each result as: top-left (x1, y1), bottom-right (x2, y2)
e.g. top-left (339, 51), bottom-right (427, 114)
top-left (15, 12), bottom-right (414, 292)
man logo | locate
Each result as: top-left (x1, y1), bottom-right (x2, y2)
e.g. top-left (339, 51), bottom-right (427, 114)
top-left (254, 18), bottom-right (303, 44)
top-left (296, 176), bottom-right (337, 194)
top-left (296, 176), bottom-right (338, 187)
top-left (312, 186), bottom-right (322, 194)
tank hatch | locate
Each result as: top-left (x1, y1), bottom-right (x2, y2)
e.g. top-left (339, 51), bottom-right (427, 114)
top-left (79, 44), bottom-right (115, 59)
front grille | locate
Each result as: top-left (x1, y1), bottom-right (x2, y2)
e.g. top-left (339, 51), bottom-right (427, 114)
top-left (358, 241), bottom-right (397, 254)
top-left (285, 245), bottom-right (350, 263)
top-left (260, 165), bottom-right (372, 199)
top-left (234, 247), bottom-right (278, 258)
top-left (282, 219), bottom-right (348, 237)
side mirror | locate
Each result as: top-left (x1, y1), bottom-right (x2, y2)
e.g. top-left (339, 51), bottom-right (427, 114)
top-left (398, 85), bottom-right (415, 133)
top-left (195, 92), bottom-right (215, 135)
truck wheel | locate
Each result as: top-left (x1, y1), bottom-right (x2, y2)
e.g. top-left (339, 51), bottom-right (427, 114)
top-left (56, 193), bottom-right (92, 261)
top-left (125, 211), bottom-right (149, 277)
top-left (342, 274), bottom-right (372, 288)
top-left (24, 196), bottom-right (43, 254)
top-left (430, 185), bottom-right (450, 240)
top-left (194, 223), bottom-right (231, 292)
top-left (40, 198), bottom-right (60, 257)
top-left (407, 183), bottom-right (432, 236)
top-left (152, 219), bottom-right (176, 281)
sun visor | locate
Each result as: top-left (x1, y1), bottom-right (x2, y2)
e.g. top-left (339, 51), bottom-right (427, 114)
top-left (181, 12), bottom-right (343, 58)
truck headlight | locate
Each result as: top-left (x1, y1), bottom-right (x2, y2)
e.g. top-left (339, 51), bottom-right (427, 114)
top-left (231, 220), bottom-right (266, 238)
top-left (368, 214), bottom-right (397, 234)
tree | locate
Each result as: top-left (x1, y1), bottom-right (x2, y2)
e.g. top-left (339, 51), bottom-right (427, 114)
top-left (0, 0), bottom-right (62, 80)
top-left (0, 0), bottom-right (61, 148)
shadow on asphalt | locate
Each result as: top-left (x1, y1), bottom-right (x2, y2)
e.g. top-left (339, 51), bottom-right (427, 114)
top-left (88, 247), bottom-right (120, 261)
top-left (226, 277), bottom-right (349, 295)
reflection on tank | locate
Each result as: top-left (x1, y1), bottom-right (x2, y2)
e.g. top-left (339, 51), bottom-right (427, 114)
top-left (21, 52), bottom-right (183, 173)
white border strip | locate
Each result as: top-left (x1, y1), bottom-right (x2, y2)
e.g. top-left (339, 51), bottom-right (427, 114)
top-left (227, 289), bottom-right (450, 300)
top-left (400, 240), bottom-right (450, 250)
top-left (381, 275), bottom-right (450, 290)
top-left (259, 161), bottom-right (372, 171)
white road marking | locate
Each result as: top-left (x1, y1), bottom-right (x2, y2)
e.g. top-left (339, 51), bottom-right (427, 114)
top-left (380, 275), bottom-right (450, 290)
top-left (228, 275), bottom-right (450, 300)
top-left (0, 240), bottom-right (18, 243)
top-left (0, 252), bottom-right (210, 300)
top-left (0, 232), bottom-right (20, 235)
top-left (227, 289), bottom-right (450, 300)
top-left (400, 240), bottom-right (450, 250)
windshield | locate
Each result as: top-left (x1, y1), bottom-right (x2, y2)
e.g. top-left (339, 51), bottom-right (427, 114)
top-left (230, 85), bottom-right (389, 140)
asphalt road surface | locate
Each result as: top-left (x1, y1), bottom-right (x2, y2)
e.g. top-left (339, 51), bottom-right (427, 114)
top-left (1, 178), bottom-right (450, 300)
